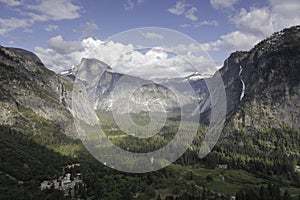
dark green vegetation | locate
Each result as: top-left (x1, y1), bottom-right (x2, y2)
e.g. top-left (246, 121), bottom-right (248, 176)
top-left (93, 112), bottom-right (300, 199)
top-left (0, 125), bottom-right (73, 199)
top-left (1, 111), bottom-right (300, 199)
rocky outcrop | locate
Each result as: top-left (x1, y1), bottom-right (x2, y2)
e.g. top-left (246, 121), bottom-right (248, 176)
top-left (63, 58), bottom-right (181, 114)
top-left (219, 26), bottom-right (300, 130)
top-left (0, 46), bottom-right (76, 137)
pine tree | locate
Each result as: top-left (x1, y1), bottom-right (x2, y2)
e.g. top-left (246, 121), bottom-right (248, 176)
top-left (157, 194), bottom-right (162, 200)
top-left (283, 190), bottom-right (292, 200)
top-left (259, 186), bottom-right (269, 200)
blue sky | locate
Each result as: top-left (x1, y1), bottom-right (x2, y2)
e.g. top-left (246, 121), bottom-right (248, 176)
top-left (0, 0), bottom-right (299, 79)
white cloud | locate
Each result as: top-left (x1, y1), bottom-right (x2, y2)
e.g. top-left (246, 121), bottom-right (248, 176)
top-left (270, 0), bottom-right (300, 17)
top-left (199, 20), bottom-right (219, 27)
top-left (83, 39), bottom-right (135, 65)
top-left (168, 1), bottom-right (186, 15)
top-left (200, 31), bottom-right (261, 52)
top-left (181, 20), bottom-right (219, 28)
top-left (180, 24), bottom-right (191, 28)
top-left (34, 46), bottom-right (73, 72)
top-left (268, 0), bottom-right (300, 32)
top-left (124, 0), bottom-right (144, 11)
top-left (124, 0), bottom-right (135, 11)
top-left (231, 7), bottom-right (274, 37)
top-left (45, 24), bottom-right (59, 32)
top-left (185, 7), bottom-right (198, 21)
top-left (23, 28), bottom-right (33, 33)
top-left (104, 46), bottom-right (216, 79)
top-left (0, 17), bottom-right (32, 35)
top-left (210, 0), bottom-right (239, 9)
top-left (168, 2), bottom-right (199, 22)
top-left (218, 31), bottom-right (261, 51)
top-left (140, 32), bottom-right (164, 40)
top-left (36, 37), bottom-right (134, 73)
top-left (27, 0), bottom-right (81, 22)
top-left (204, 0), bottom-right (300, 55)
top-left (35, 37), bottom-right (216, 79)
top-left (82, 22), bottom-right (98, 37)
top-left (46, 35), bottom-right (84, 55)
top-left (231, 0), bottom-right (300, 38)
top-left (0, 0), bottom-right (22, 7)
top-left (0, 0), bottom-right (82, 35)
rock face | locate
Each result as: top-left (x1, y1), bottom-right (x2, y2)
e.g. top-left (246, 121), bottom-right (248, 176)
top-left (219, 26), bottom-right (300, 130)
top-left (162, 26), bottom-right (300, 129)
top-left (63, 58), bottom-right (181, 114)
top-left (0, 46), bottom-right (75, 137)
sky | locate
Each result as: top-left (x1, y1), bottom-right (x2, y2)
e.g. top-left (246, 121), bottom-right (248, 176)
top-left (0, 0), bottom-right (299, 79)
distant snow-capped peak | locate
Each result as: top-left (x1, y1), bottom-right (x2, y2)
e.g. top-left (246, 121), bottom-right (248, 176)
top-left (185, 72), bottom-right (212, 81)
top-left (59, 69), bottom-right (73, 76)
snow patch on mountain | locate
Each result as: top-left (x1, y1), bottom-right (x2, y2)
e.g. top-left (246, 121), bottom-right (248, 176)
top-left (185, 72), bottom-right (212, 81)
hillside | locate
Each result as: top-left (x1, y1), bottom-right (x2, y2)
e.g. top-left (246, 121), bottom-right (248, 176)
top-left (222, 26), bottom-right (300, 130)
top-left (0, 45), bottom-right (76, 138)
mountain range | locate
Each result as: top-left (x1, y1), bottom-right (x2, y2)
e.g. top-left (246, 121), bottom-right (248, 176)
top-left (0, 25), bottom-right (299, 199)
top-left (60, 26), bottom-right (300, 130)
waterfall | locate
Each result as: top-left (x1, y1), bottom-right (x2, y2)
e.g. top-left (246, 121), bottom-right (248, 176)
top-left (239, 66), bottom-right (245, 101)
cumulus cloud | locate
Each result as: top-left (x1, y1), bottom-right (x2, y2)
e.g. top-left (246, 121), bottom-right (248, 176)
top-left (35, 36), bottom-right (134, 73)
top-left (27, 0), bottom-right (81, 21)
top-left (82, 22), bottom-right (98, 37)
top-left (231, 7), bottom-right (274, 37)
top-left (199, 20), bottom-right (219, 26)
top-left (204, 0), bottom-right (300, 54)
top-left (111, 47), bottom-right (216, 79)
top-left (168, 1), bottom-right (186, 15)
top-left (185, 7), bottom-right (198, 21)
top-left (140, 32), bottom-right (164, 40)
top-left (181, 20), bottom-right (219, 28)
top-left (46, 35), bottom-right (84, 55)
top-left (200, 31), bottom-right (261, 52)
top-left (0, 0), bottom-right (81, 35)
top-left (168, 2), bottom-right (199, 22)
top-left (220, 31), bottom-right (260, 51)
top-left (210, 0), bottom-right (239, 9)
top-left (0, 0), bottom-right (22, 7)
top-left (124, 0), bottom-right (144, 11)
top-left (233, 0), bottom-right (300, 37)
top-left (270, 0), bottom-right (300, 18)
top-left (45, 24), bottom-right (59, 32)
top-left (35, 36), bottom-right (216, 79)
top-left (0, 17), bottom-right (32, 35)
top-left (124, 0), bottom-right (134, 11)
